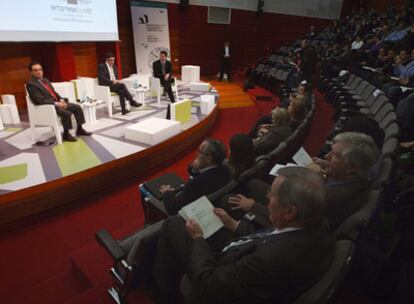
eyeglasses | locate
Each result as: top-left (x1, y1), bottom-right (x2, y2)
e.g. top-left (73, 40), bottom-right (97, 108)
top-left (198, 148), bottom-right (211, 156)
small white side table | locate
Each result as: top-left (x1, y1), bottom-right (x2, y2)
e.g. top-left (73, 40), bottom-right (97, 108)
top-left (131, 87), bottom-right (150, 106)
top-left (81, 100), bottom-right (105, 125)
top-left (0, 104), bottom-right (20, 124)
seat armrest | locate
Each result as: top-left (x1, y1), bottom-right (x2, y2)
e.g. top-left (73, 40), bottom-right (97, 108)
top-left (95, 229), bottom-right (127, 262)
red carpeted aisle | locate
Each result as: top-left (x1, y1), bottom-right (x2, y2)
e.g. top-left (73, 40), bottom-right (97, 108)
top-left (0, 90), bottom-right (334, 304)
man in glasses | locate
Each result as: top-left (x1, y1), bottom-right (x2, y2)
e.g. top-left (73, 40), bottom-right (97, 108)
top-left (159, 138), bottom-right (231, 215)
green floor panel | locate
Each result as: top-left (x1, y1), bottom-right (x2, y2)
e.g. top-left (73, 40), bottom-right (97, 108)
top-left (53, 138), bottom-right (102, 177)
top-left (5, 127), bottom-right (23, 133)
top-left (0, 163), bottom-right (28, 184)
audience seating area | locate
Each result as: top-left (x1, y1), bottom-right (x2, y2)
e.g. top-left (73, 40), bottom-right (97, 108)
top-left (92, 5), bottom-right (414, 304)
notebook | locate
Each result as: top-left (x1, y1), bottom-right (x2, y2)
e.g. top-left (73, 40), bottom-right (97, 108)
top-left (143, 173), bottom-right (185, 200)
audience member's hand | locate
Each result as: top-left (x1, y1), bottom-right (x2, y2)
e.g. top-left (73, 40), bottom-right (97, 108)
top-left (164, 74), bottom-right (170, 81)
top-left (159, 185), bottom-right (175, 193)
top-left (185, 219), bottom-right (204, 239)
top-left (112, 80), bottom-right (120, 84)
top-left (228, 194), bottom-right (255, 212)
top-left (312, 157), bottom-right (327, 168)
top-left (214, 208), bottom-right (239, 232)
top-left (306, 163), bottom-right (326, 176)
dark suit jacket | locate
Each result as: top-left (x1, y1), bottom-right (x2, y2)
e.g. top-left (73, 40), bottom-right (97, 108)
top-left (188, 221), bottom-right (334, 304)
top-left (254, 126), bottom-right (292, 156)
top-left (152, 59), bottom-right (173, 80)
top-left (26, 77), bottom-right (62, 105)
top-left (163, 165), bottom-right (231, 215)
top-left (326, 174), bottom-right (370, 230)
top-left (98, 63), bottom-right (119, 86)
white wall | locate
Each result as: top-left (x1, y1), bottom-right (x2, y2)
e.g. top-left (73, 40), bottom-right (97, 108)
top-left (146, 0), bottom-right (343, 20)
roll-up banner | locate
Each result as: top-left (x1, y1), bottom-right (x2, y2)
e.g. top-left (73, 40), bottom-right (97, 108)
top-left (131, 1), bottom-right (171, 75)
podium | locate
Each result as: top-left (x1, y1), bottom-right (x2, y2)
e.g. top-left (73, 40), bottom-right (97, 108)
top-left (181, 65), bottom-right (200, 83)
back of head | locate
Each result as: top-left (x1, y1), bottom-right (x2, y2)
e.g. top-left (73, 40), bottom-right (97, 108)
top-left (271, 107), bottom-right (290, 127)
top-left (278, 167), bottom-right (326, 229)
top-left (204, 138), bottom-right (227, 165)
top-left (333, 132), bottom-right (379, 177)
top-left (229, 134), bottom-right (255, 176)
top-left (289, 96), bottom-right (307, 121)
top-left (340, 115), bottom-right (384, 147)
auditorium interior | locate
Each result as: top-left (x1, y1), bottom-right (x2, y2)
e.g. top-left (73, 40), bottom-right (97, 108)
top-left (1, 0), bottom-right (414, 303)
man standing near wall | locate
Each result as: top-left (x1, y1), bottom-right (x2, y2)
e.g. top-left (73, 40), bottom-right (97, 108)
top-left (219, 41), bottom-right (232, 82)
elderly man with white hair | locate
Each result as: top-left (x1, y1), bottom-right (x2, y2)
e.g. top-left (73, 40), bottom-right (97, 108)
top-left (310, 131), bottom-right (379, 229)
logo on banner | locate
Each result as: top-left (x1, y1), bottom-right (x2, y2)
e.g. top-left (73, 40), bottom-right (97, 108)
top-left (139, 15), bottom-right (149, 24)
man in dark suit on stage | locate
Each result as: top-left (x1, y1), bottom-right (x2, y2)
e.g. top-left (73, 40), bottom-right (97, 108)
top-left (98, 52), bottom-right (141, 115)
top-left (152, 166), bottom-right (334, 304)
top-left (26, 62), bottom-right (91, 142)
top-left (152, 50), bottom-right (176, 119)
top-left (159, 138), bottom-right (231, 215)
top-left (219, 41), bottom-right (232, 82)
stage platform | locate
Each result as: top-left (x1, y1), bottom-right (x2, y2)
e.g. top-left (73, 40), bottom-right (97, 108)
top-left (0, 83), bottom-right (219, 226)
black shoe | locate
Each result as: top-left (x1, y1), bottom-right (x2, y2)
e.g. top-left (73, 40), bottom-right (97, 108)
top-left (63, 133), bottom-right (77, 142)
top-left (122, 109), bottom-right (130, 115)
top-left (76, 128), bottom-right (92, 136)
top-left (130, 100), bottom-right (142, 107)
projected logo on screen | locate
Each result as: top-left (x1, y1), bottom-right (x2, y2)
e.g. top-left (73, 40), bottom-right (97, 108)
top-left (139, 15), bottom-right (149, 24)
top-left (149, 47), bottom-right (170, 69)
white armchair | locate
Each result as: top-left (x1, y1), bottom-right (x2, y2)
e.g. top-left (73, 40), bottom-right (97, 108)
top-left (150, 77), bottom-right (179, 106)
top-left (73, 77), bottom-right (118, 117)
top-left (26, 94), bottom-right (62, 145)
top-left (51, 82), bottom-right (77, 103)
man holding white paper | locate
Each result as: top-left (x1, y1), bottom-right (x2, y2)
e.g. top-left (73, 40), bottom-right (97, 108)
top-left (159, 139), bottom-right (231, 215)
top-left (152, 167), bottom-right (334, 304)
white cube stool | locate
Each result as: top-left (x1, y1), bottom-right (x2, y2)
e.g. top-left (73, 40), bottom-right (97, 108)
top-left (0, 103), bottom-right (20, 124)
top-left (190, 82), bottom-right (210, 92)
top-left (124, 117), bottom-right (180, 145)
top-left (181, 65), bottom-right (200, 83)
top-left (1, 94), bottom-right (17, 105)
top-left (200, 95), bottom-right (216, 115)
top-left (0, 112), bottom-right (4, 130)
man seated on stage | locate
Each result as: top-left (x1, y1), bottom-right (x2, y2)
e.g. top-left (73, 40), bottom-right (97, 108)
top-left (152, 167), bottom-right (334, 304)
top-left (152, 50), bottom-right (176, 119)
top-left (26, 62), bottom-right (91, 142)
top-left (159, 138), bottom-right (231, 215)
top-left (98, 52), bottom-right (142, 115)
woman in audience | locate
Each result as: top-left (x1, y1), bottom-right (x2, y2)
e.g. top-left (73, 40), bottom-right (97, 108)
top-left (288, 95), bottom-right (307, 130)
top-left (253, 107), bottom-right (292, 156)
top-left (227, 133), bottom-right (255, 179)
